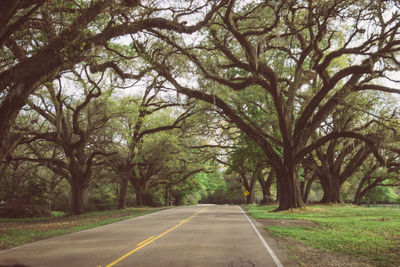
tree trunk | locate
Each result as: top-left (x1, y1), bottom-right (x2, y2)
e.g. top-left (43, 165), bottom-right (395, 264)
top-left (258, 179), bottom-right (270, 204)
top-left (245, 191), bottom-right (255, 204)
top-left (258, 170), bottom-right (274, 204)
top-left (164, 184), bottom-right (170, 206)
top-left (70, 176), bottom-right (85, 215)
top-left (276, 176), bottom-right (280, 203)
top-left (47, 187), bottom-right (56, 212)
top-left (244, 174), bottom-right (257, 204)
top-left (174, 193), bottom-right (184, 206)
top-left (135, 186), bottom-right (144, 206)
top-left (353, 166), bottom-right (379, 205)
top-left (354, 180), bottom-right (372, 206)
top-left (275, 163), bottom-right (304, 211)
top-left (354, 178), bottom-right (382, 205)
top-left (129, 175), bottom-right (146, 207)
top-left (319, 173), bottom-right (341, 203)
top-left (302, 175), bottom-right (317, 203)
top-left (353, 187), bottom-right (363, 206)
top-left (48, 199), bottom-right (52, 213)
top-left (118, 176), bottom-right (128, 209)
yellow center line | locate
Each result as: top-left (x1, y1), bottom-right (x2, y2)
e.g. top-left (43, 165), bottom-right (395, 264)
top-left (179, 219), bottom-right (188, 224)
top-left (136, 235), bottom-right (155, 246)
top-left (104, 207), bottom-right (207, 267)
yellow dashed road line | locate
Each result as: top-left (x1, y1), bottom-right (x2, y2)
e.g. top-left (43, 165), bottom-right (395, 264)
top-left (104, 207), bottom-right (207, 267)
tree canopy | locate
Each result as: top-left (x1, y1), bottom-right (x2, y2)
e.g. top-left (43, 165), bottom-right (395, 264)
top-left (1, 0), bottom-right (399, 215)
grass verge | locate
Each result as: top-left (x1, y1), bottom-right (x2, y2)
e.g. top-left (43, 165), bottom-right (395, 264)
top-left (245, 204), bottom-right (400, 267)
top-left (0, 207), bottom-right (166, 250)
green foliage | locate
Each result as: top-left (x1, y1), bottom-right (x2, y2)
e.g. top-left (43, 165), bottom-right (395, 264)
top-left (87, 182), bottom-right (118, 212)
top-left (227, 135), bottom-right (266, 174)
top-left (141, 190), bottom-right (164, 207)
top-left (363, 186), bottom-right (400, 204)
top-left (196, 169), bottom-right (226, 194)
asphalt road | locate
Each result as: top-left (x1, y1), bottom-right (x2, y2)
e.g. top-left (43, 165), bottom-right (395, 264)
top-left (0, 205), bottom-right (295, 267)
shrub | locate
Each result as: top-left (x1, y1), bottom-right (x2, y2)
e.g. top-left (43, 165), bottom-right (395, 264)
top-left (0, 196), bottom-right (50, 218)
top-left (363, 186), bottom-right (400, 204)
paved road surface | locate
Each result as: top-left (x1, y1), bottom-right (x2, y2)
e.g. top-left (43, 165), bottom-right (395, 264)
top-left (0, 205), bottom-right (294, 267)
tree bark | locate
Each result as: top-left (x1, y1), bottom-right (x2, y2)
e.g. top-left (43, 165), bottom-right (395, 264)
top-left (118, 176), bottom-right (128, 209)
top-left (245, 182), bottom-right (256, 204)
top-left (70, 175), bottom-right (85, 215)
top-left (164, 184), bottom-right (170, 206)
top-left (241, 171), bottom-right (257, 205)
top-left (353, 185), bottom-right (364, 206)
top-left (319, 173), bottom-right (342, 203)
top-left (135, 186), bottom-right (144, 206)
top-left (258, 169), bottom-right (274, 204)
top-left (302, 175), bottom-right (317, 203)
top-left (354, 165), bottom-right (379, 205)
top-left (276, 176), bottom-right (280, 203)
top-left (275, 163), bottom-right (304, 211)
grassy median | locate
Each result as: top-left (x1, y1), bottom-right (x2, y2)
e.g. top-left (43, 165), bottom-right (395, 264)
top-left (0, 207), bottom-right (166, 250)
top-left (246, 204), bottom-right (400, 267)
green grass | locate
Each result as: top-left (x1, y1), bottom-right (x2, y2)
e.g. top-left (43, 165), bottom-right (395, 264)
top-left (50, 211), bottom-right (66, 217)
top-left (0, 207), bottom-right (166, 250)
top-left (245, 204), bottom-right (400, 267)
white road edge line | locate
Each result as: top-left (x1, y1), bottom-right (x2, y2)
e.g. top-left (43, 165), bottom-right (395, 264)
top-left (239, 206), bottom-right (284, 267)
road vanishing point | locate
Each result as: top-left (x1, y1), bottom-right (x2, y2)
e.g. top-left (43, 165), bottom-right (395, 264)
top-left (0, 205), bottom-right (295, 267)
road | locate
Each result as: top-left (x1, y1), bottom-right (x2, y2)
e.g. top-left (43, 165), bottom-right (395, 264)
top-left (0, 205), bottom-right (294, 267)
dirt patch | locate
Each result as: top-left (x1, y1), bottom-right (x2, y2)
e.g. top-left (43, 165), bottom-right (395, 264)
top-left (256, 218), bottom-right (318, 227)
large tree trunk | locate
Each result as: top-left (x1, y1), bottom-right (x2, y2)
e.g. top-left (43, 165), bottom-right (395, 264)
top-left (129, 175), bottom-right (146, 207)
top-left (70, 175), bottom-right (85, 215)
top-left (0, 84), bottom-right (33, 163)
top-left (353, 186), bottom-right (364, 206)
top-left (275, 163), bottom-right (304, 211)
top-left (135, 186), bottom-right (144, 206)
top-left (118, 176), bottom-right (128, 209)
top-left (319, 173), bottom-right (342, 203)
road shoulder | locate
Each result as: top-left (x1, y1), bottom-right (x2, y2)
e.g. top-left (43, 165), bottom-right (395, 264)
top-left (241, 207), bottom-right (298, 267)
top-left (250, 215), bottom-right (374, 267)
